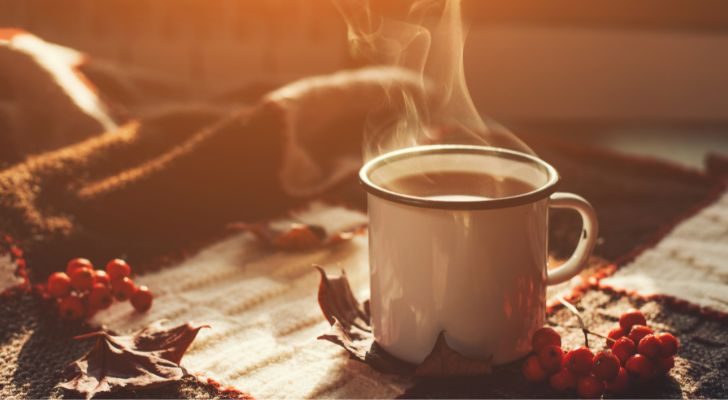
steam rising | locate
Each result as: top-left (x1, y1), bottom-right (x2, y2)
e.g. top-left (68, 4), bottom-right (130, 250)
top-left (333, 0), bottom-right (533, 160)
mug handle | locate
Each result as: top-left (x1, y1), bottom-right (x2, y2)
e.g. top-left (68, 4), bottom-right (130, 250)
top-left (546, 192), bottom-right (599, 285)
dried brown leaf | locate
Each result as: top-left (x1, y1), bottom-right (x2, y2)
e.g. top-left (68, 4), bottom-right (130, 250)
top-left (316, 267), bottom-right (492, 377)
top-left (229, 222), bottom-right (358, 251)
top-left (318, 316), bottom-right (414, 375)
top-left (58, 321), bottom-right (208, 399)
top-left (315, 266), bottom-right (368, 330)
top-left (315, 266), bottom-right (411, 374)
top-left (415, 333), bottom-right (493, 377)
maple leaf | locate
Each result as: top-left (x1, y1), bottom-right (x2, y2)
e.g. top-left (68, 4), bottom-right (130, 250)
top-left (315, 266), bottom-right (369, 330)
top-left (315, 267), bottom-right (492, 377)
top-left (58, 321), bottom-right (209, 399)
top-left (229, 222), bottom-right (360, 251)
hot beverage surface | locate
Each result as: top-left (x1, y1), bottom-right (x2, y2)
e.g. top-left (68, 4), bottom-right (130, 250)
top-left (382, 171), bottom-right (535, 200)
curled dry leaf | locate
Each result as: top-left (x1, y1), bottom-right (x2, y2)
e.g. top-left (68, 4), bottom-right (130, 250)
top-left (229, 222), bottom-right (359, 251)
top-left (316, 266), bottom-right (368, 329)
top-left (316, 267), bottom-right (492, 377)
top-left (315, 266), bottom-right (412, 375)
top-left (58, 321), bottom-right (209, 399)
top-left (415, 333), bottom-right (493, 377)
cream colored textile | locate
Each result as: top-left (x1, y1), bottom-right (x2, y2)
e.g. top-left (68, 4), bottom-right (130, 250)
top-left (91, 203), bottom-right (411, 398)
top-left (602, 190), bottom-right (728, 313)
top-left (89, 200), bottom-right (607, 398)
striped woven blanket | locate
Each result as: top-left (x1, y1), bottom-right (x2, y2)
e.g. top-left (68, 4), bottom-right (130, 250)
top-left (1, 31), bottom-right (726, 399)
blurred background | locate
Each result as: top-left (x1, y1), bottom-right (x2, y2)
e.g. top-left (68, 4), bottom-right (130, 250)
top-left (2, 0), bottom-right (727, 167)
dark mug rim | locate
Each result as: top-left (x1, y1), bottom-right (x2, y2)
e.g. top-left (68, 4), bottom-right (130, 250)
top-left (358, 144), bottom-right (560, 210)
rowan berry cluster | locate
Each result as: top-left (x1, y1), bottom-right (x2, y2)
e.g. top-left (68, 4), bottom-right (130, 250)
top-left (44, 258), bottom-right (153, 320)
top-left (522, 309), bottom-right (679, 398)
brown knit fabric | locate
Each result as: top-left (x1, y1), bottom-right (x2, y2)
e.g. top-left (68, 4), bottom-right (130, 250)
top-left (0, 102), bottom-right (292, 283)
top-left (0, 29), bottom-right (114, 166)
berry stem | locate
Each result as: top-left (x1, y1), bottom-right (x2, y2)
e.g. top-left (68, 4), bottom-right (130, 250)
top-left (585, 329), bottom-right (615, 343)
top-left (560, 324), bottom-right (616, 344)
top-left (557, 297), bottom-right (589, 348)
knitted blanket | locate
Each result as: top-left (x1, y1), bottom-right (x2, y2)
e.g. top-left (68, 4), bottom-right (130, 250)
top-left (601, 192), bottom-right (728, 314)
top-left (1, 32), bottom-right (727, 399)
top-left (91, 204), bottom-right (410, 399)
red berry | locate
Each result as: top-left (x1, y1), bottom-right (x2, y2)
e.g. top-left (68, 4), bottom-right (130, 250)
top-left (656, 356), bottom-right (675, 374)
top-left (536, 345), bottom-right (563, 373)
top-left (531, 326), bottom-right (561, 352)
top-left (106, 258), bottom-right (132, 281)
top-left (605, 367), bottom-right (629, 394)
top-left (612, 336), bottom-right (636, 365)
top-left (69, 267), bottom-right (94, 292)
top-left (549, 368), bottom-right (577, 392)
top-left (607, 327), bottom-right (625, 348)
top-left (628, 325), bottom-right (654, 345)
top-left (637, 334), bottom-right (661, 358)
top-left (88, 283), bottom-right (114, 310)
top-left (66, 258), bottom-right (93, 275)
top-left (111, 277), bottom-right (137, 301)
top-left (625, 354), bottom-right (656, 382)
top-left (564, 347), bottom-right (594, 376)
top-left (656, 332), bottom-right (679, 357)
top-left (47, 272), bottom-right (71, 298)
top-left (522, 355), bottom-right (547, 383)
top-left (619, 309), bottom-right (647, 333)
top-left (58, 296), bottom-right (85, 320)
top-left (576, 375), bottom-right (604, 399)
top-left (592, 350), bottom-right (620, 381)
top-left (93, 270), bottom-right (111, 286)
top-left (131, 285), bottom-right (153, 312)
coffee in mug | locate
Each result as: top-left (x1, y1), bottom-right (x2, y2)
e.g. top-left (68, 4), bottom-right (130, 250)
top-left (382, 171), bottom-right (536, 201)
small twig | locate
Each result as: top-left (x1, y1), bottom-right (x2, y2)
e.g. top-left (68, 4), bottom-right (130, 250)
top-left (587, 330), bottom-right (612, 342)
top-left (557, 297), bottom-right (589, 348)
top-left (560, 324), bottom-right (616, 346)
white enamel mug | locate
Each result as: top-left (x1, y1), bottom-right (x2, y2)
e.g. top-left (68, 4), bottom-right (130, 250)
top-left (359, 145), bottom-right (598, 365)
